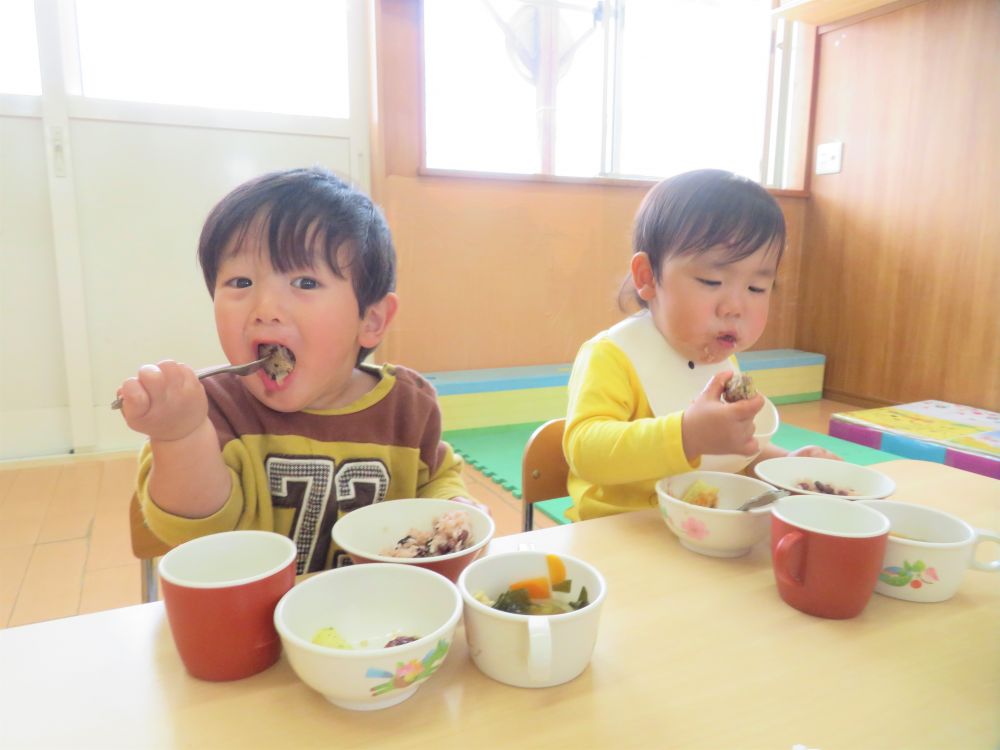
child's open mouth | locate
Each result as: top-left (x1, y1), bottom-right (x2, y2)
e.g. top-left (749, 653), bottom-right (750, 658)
top-left (257, 343), bottom-right (296, 384)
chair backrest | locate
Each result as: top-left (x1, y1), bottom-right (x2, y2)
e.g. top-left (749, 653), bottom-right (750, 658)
top-left (520, 418), bottom-right (569, 532)
top-left (129, 493), bottom-right (173, 602)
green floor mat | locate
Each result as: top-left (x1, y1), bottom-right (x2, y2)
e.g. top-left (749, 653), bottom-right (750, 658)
top-left (771, 424), bottom-right (900, 465)
top-left (444, 421), bottom-right (543, 499)
top-left (443, 420), bottom-right (902, 527)
top-left (443, 421), bottom-right (573, 524)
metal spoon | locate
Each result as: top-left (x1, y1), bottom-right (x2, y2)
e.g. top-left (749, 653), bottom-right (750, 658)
top-left (737, 488), bottom-right (790, 512)
top-left (111, 354), bottom-right (272, 410)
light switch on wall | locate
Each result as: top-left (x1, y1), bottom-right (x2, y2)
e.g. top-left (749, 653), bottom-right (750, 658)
top-left (815, 141), bottom-right (843, 175)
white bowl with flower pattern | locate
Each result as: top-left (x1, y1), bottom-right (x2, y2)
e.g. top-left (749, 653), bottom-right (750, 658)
top-left (656, 471), bottom-right (778, 557)
top-left (274, 563), bottom-right (462, 710)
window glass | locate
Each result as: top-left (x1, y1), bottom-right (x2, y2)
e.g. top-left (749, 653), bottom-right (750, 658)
top-left (552, 4), bottom-right (605, 177)
top-left (424, 0), bottom-right (540, 173)
top-left (423, 0), bottom-right (774, 182)
top-left (75, 0), bottom-right (350, 118)
top-left (0, 1), bottom-right (42, 95)
top-left (616, 0), bottom-right (772, 180)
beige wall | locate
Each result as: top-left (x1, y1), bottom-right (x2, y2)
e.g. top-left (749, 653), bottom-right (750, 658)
top-left (372, 0), bottom-right (805, 373)
top-left (798, 0), bottom-right (1000, 410)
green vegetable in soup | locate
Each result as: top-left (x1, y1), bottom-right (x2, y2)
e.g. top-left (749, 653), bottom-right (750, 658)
top-left (492, 587), bottom-right (532, 614)
top-left (489, 583), bottom-right (590, 615)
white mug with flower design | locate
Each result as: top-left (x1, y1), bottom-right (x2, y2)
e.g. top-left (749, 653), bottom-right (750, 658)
top-left (859, 500), bottom-right (1000, 603)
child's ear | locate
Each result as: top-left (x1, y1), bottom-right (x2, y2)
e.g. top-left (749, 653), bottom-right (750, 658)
top-left (630, 252), bottom-right (657, 301)
top-left (358, 292), bottom-right (399, 349)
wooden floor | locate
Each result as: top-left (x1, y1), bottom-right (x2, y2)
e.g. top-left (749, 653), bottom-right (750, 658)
top-left (0, 399), bottom-right (854, 630)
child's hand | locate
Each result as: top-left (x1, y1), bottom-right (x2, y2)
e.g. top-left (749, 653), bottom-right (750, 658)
top-left (117, 360), bottom-right (210, 442)
top-left (682, 371), bottom-right (764, 462)
top-left (789, 445), bottom-right (841, 461)
top-left (450, 496), bottom-right (492, 516)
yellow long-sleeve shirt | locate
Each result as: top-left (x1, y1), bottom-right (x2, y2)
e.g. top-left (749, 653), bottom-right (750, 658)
top-left (563, 335), bottom-right (701, 521)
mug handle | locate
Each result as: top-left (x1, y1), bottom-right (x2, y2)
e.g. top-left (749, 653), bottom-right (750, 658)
top-left (774, 531), bottom-right (806, 588)
top-left (527, 616), bottom-right (552, 684)
top-left (970, 528), bottom-right (1000, 573)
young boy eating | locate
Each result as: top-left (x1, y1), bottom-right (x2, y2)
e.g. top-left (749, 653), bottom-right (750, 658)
top-left (117, 167), bottom-right (472, 573)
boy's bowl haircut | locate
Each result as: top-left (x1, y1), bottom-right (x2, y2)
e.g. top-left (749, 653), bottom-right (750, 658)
top-left (196, 166), bottom-right (397, 365)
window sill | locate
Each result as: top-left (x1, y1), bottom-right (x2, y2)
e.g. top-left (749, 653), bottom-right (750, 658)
top-left (417, 167), bottom-right (809, 199)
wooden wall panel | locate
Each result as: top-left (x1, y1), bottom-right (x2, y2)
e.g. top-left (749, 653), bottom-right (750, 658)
top-left (799, 0), bottom-right (1000, 410)
top-left (372, 0), bottom-right (804, 372)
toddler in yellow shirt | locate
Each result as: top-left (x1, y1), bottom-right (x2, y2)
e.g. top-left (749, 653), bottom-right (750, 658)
top-left (564, 169), bottom-right (836, 521)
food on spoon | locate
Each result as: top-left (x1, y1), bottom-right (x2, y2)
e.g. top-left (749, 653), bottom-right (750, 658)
top-left (681, 479), bottom-right (720, 508)
top-left (258, 343), bottom-right (296, 383)
top-left (723, 373), bottom-right (757, 403)
top-left (795, 479), bottom-right (855, 496)
top-left (381, 510), bottom-right (472, 558)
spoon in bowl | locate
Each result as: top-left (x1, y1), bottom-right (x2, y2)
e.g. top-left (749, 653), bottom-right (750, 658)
top-left (110, 354), bottom-right (273, 410)
top-left (737, 488), bottom-right (790, 512)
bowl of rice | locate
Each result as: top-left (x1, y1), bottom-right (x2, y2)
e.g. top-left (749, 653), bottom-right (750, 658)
top-left (332, 498), bottom-right (495, 581)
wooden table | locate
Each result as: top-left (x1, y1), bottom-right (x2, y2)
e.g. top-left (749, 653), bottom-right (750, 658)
top-left (1, 460), bottom-right (997, 749)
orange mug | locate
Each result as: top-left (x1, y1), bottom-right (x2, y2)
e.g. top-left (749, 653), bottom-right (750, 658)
top-left (771, 495), bottom-right (889, 619)
top-left (159, 531), bottom-right (297, 681)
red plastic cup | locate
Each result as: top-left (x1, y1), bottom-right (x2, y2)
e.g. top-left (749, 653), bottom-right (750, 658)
top-left (771, 495), bottom-right (889, 619)
top-left (159, 531), bottom-right (297, 681)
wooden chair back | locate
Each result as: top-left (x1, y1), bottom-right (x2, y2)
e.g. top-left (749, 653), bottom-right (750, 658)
top-left (520, 418), bottom-right (569, 532)
top-left (129, 493), bottom-right (173, 602)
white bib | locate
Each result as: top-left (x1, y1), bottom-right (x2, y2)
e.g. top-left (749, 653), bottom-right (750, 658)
top-left (607, 310), bottom-right (761, 473)
top-left (607, 311), bottom-right (734, 417)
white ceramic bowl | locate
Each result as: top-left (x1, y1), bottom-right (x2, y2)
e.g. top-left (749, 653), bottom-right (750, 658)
top-left (699, 396), bottom-right (780, 473)
top-left (274, 564), bottom-right (462, 710)
top-left (656, 471), bottom-right (778, 557)
top-left (754, 456), bottom-right (895, 501)
top-left (331, 498), bottom-right (495, 582)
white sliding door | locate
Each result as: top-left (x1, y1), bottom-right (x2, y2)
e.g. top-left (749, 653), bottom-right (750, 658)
top-left (0, 0), bottom-right (371, 460)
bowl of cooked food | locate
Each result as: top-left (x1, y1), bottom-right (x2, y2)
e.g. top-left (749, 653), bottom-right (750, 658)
top-left (656, 471), bottom-right (781, 557)
top-left (274, 563), bottom-right (462, 710)
top-left (754, 456), bottom-right (895, 501)
top-left (331, 498), bottom-right (495, 582)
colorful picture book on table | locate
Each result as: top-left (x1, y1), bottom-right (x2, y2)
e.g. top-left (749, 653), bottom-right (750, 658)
top-left (830, 400), bottom-right (1000, 479)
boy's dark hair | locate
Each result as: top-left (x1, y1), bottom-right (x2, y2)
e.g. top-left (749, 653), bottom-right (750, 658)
top-left (198, 166), bottom-right (396, 365)
top-left (622, 169), bottom-right (786, 310)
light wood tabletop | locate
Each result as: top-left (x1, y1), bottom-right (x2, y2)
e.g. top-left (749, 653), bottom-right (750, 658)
top-left (1, 460), bottom-right (997, 750)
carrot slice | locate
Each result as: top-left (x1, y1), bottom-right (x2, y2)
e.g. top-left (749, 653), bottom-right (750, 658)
top-left (509, 576), bottom-right (551, 600)
top-left (546, 554), bottom-right (567, 586)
